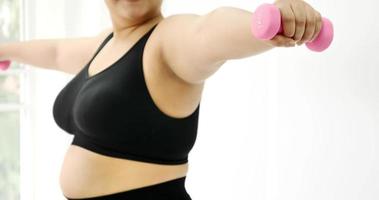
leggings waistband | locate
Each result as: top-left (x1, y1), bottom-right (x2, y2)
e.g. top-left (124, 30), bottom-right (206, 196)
top-left (65, 176), bottom-right (191, 200)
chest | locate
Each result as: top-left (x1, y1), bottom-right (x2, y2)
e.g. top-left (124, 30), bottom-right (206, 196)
top-left (87, 30), bottom-right (203, 120)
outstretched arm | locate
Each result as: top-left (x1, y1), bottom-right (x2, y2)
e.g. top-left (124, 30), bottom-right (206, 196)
top-left (157, 1), bottom-right (322, 85)
top-left (157, 7), bottom-right (272, 85)
top-left (0, 27), bottom-right (112, 75)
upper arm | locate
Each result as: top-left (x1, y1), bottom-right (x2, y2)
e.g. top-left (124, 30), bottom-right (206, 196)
top-left (158, 13), bottom-right (222, 85)
top-left (158, 7), bottom-right (274, 84)
top-left (55, 27), bottom-right (113, 75)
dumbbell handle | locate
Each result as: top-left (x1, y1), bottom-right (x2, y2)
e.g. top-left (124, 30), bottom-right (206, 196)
top-left (251, 3), bottom-right (334, 52)
top-left (0, 60), bottom-right (11, 71)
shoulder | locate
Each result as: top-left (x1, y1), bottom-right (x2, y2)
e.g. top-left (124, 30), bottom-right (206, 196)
top-left (152, 14), bottom-right (211, 85)
top-left (154, 14), bottom-right (202, 39)
top-left (159, 13), bottom-right (201, 25)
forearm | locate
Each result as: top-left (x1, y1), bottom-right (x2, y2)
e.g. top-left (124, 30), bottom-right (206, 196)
top-left (0, 39), bottom-right (59, 70)
top-left (197, 6), bottom-right (275, 62)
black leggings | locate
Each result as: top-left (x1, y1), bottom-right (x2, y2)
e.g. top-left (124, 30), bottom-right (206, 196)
top-left (65, 176), bottom-right (192, 200)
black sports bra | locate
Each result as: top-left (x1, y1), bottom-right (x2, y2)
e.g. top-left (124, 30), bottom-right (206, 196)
top-left (52, 23), bottom-right (200, 165)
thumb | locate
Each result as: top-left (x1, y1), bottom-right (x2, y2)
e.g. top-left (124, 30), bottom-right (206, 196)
top-left (266, 35), bottom-right (296, 47)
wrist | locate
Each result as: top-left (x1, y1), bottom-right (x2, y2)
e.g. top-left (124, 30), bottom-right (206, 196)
top-left (0, 43), bottom-right (6, 60)
top-left (0, 42), bottom-right (11, 61)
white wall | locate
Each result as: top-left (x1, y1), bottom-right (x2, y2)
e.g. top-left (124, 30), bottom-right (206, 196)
top-left (27, 0), bottom-right (379, 200)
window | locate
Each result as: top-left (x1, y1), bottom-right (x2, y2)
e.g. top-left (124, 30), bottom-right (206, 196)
top-left (0, 0), bottom-right (26, 199)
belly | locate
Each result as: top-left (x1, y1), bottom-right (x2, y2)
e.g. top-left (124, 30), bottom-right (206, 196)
top-left (60, 145), bottom-right (189, 199)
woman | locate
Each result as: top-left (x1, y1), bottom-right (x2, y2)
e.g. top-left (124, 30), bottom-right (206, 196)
top-left (0, 0), bottom-right (322, 199)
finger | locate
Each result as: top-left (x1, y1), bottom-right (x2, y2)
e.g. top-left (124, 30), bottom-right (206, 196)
top-left (291, 2), bottom-right (306, 42)
top-left (310, 11), bottom-right (322, 42)
top-left (297, 5), bottom-right (316, 45)
top-left (279, 5), bottom-right (296, 38)
top-left (269, 35), bottom-right (296, 47)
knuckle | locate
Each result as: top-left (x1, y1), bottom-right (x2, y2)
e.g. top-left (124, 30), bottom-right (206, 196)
top-left (302, 30), bottom-right (311, 38)
top-left (297, 18), bottom-right (306, 25)
top-left (307, 19), bottom-right (315, 26)
top-left (314, 23), bottom-right (320, 32)
top-left (316, 12), bottom-right (322, 20)
top-left (302, 35), bottom-right (312, 42)
top-left (308, 28), bottom-right (315, 36)
top-left (283, 15), bottom-right (294, 24)
top-left (283, 26), bottom-right (295, 37)
top-left (316, 23), bottom-right (322, 31)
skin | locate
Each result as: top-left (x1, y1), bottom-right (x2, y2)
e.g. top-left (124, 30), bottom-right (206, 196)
top-left (60, 1), bottom-right (194, 198)
top-left (0, 0), bottom-right (322, 198)
top-left (60, 0), bottom-right (320, 197)
top-left (104, 0), bottom-right (164, 41)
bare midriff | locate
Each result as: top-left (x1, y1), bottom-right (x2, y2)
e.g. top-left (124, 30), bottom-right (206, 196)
top-left (60, 145), bottom-right (189, 199)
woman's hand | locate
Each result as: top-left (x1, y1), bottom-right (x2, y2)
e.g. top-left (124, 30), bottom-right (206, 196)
top-left (266, 0), bottom-right (323, 47)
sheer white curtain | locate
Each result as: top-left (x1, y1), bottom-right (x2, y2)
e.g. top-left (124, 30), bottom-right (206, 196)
top-left (0, 0), bottom-right (25, 199)
top-left (25, 0), bottom-right (379, 200)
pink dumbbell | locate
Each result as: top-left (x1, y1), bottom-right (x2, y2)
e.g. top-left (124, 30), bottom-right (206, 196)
top-left (251, 3), bottom-right (334, 52)
top-left (0, 60), bottom-right (11, 71)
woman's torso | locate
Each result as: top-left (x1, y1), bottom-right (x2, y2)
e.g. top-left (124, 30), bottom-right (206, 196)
top-left (58, 21), bottom-right (204, 199)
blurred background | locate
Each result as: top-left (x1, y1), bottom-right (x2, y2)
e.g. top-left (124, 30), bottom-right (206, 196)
top-left (0, 0), bottom-right (378, 199)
